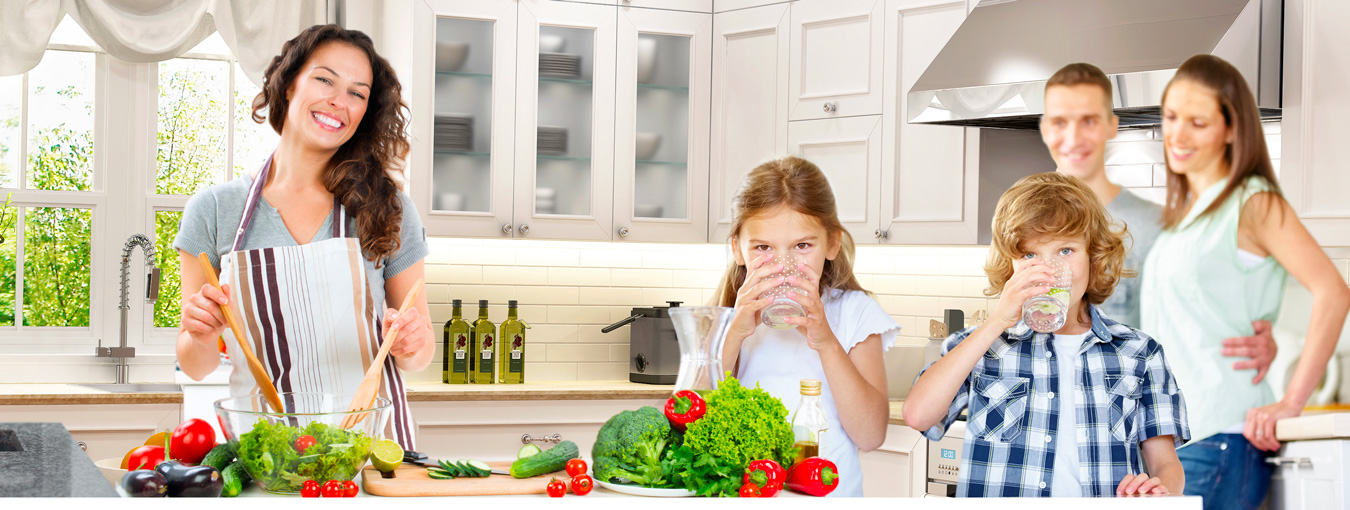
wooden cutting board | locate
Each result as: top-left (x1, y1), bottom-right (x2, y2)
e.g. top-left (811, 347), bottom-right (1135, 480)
top-left (361, 460), bottom-right (564, 497)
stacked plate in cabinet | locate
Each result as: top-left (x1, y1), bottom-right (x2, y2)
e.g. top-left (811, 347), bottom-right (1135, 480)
top-left (539, 53), bottom-right (582, 79)
top-left (537, 127), bottom-right (568, 156)
top-left (434, 114), bottom-right (474, 153)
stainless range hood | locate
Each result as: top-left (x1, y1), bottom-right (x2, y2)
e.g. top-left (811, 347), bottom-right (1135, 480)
top-left (907, 0), bottom-right (1282, 130)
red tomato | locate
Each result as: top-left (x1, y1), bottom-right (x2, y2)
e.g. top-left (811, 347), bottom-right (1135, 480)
top-left (321, 480), bottom-right (344, 498)
top-left (169, 418), bottom-right (216, 464)
top-left (126, 445), bottom-right (165, 471)
top-left (294, 435), bottom-right (317, 453)
top-left (341, 480), bottom-right (359, 498)
top-left (301, 480), bottom-right (321, 498)
top-left (565, 458), bottom-right (588, 477)
top-left (570, 474), bottom-right (593, 496)
top-left (546, 478), bottom-right (566, 498)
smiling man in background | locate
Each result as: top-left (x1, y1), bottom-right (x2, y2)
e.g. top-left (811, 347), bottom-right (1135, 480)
top-left (1039, 62), bottom-right (1278, 383)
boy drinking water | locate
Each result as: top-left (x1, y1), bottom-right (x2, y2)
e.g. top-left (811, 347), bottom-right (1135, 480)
top-left (903, 172), bottom-right (1189, 497)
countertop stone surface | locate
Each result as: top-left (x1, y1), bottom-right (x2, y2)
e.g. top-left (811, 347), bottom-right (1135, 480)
top-left (0, 422), bottom-right (117, 497)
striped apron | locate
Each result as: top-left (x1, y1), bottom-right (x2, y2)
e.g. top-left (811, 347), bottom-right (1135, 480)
top-left (220, 156), bottom-right (417, 450)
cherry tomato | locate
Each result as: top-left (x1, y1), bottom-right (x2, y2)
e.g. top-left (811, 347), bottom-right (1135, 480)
top-left (321, 480), bottom-right (344, 498)
top-left (565, 458), bottom-right (588, 477)
top-left (126, 445), bottom-right (166, 471)
top-left (740, 482), bottom-right (762, 498)
top-left (169, 418), bottom-right (216, 464)
top-left (570, 474), bottom-right (593, 496)
top-left (546, 478), bottom-right (566, 498)
top-left (301, 480), bottom-right (321, 498)
top-left (294, 435), bottom-right (317, 453)
top-left (341, 480), bottom-right (359, 497)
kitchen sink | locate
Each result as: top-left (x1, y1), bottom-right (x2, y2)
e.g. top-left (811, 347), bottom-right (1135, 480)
top-left (73, 383), bottom-right (182, 393)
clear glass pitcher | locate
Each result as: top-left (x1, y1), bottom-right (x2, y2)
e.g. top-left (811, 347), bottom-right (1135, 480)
top-left (670, 306), bottom-right (734, 393)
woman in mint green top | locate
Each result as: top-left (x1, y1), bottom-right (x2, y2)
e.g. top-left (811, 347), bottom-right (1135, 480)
top-left (1142, 55), bottom-right (1350, 510)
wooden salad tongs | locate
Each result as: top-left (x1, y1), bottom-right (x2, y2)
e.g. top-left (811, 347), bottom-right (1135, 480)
top-left (196, 253), bottom-right (285, 413)
top-left (341, 279), bottom-right (424, 429)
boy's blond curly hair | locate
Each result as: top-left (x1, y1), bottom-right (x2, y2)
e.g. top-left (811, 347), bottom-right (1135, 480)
top-left (985, 172), bottom-right (1132, 306)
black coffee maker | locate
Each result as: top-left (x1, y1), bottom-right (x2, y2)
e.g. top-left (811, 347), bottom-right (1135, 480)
top-left (602, 301), bottom-right (681, 384)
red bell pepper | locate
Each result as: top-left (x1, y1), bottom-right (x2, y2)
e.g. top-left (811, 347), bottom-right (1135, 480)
top-left (786, 457), bottom-right (839, 497)
top-left (663, 390), bottom-right (707, 431)
top-left (743, 459), bottom-right (785, 497)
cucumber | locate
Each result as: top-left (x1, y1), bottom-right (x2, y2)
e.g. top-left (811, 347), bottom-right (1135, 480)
top-left (509, 441), bottom-right (579, 479)
top-left (427, 469), bottom-right (455, 480)
top-left (221, 462), bottom-right (249, 497)
top-left (467, 460), bottom-right (492, 477)
top-left (437, 460), bottom-right (459, 477)
top-left (516, 444), bottom-right (542, 459)
top-left (201, 443), bottom-right (236, 472)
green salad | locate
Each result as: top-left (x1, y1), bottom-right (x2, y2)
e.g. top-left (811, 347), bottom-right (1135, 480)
top-left (234, 420), bottom-right (373, 492)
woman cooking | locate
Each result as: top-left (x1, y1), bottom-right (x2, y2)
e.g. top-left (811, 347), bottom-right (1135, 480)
top-left (173, 25), bottom-right (432, 450)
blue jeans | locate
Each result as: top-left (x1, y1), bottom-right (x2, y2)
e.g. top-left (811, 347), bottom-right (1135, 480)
top-left (1177, 434), bottom-right (1271, 510)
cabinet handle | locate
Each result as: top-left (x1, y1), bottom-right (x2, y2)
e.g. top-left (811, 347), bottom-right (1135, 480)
top-left (1266, 457), bottom-right (1313, 468)
top-left (502, 223), bottom-right (513, 235)
top-left (521, 433), bottom-right (563, 444)
top-left (77, 441), bottom-right (87, 452)
top-left (618, 227), bottom-right (630, 238)
top-left (518, 224), bottom-right (530, 235)
top-left (875, 229), bottom-right (889, 240)
top-left (823, 102), bottom-right (838, 113)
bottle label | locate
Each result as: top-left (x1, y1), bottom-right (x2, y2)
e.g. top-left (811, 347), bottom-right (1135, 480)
top-left (509, 334), bottom-right (524, 373)
top-left (480, 334), bottom-right (494, 371)
top-left (452, 333), bottom-right (468, 373)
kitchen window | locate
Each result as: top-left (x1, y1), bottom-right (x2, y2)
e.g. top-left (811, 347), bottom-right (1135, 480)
top-left (0, 18), bottom-right (100, 335)
top-left (0, 16), bottom-right (277, 364)
top-left (148, 33), bottom-right (279, 330)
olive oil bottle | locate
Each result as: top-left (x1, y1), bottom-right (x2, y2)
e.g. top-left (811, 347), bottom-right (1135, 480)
top-left (470, 300), bottom-right (496, 384)
top-left (498, 300), bottom-right (529, 384)
top-left (444, 299), bottom-right (472, 384)
top-left (790, 379), bottom-right (829, 464)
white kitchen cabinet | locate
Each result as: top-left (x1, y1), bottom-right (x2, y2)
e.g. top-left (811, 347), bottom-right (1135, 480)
top-left (0, 404), bottom-right (181, 464)
top-left (514, 0), bottom-right (618, 241)
top-left (625, 0), bottom-right (714, 13)
top-left (858, 423), bottom-right (927, 497)
top-left (419, 0), bottom-right (520, 238)
top-left (709, 2), bottom-right (791, 242)
top-left (787, 0), bottom-right (885, 121)
top-left (1269, 439), bottom-right (1350, 510)
top-left (715, 0), bottom-right (795, 13)
top-left (409, 398), bottom-right (663, 460)
top-left (879, 0), bottom-right (975, 244)
top-left (1280, 0), bottom-right (1350, 247)
top-left (613, 8), bottom-right (713, 243)
top-left (787, 115), bottom-right (884, 244)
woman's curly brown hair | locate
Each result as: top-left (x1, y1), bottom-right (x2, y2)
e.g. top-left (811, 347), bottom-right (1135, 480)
top-left (251, 24), bottom-right (410, 267)
top-left (985, 172), bottom-right (1132, 310)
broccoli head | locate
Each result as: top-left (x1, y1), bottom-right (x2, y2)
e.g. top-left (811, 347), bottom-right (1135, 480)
top-left (591, 406), bottom-right (680, 486)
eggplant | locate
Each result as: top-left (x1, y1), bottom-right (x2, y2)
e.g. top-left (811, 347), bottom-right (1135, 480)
top-left (155, 460), bottom-right (223, 497)
top-left (121, 469), bottom-right (168, 497)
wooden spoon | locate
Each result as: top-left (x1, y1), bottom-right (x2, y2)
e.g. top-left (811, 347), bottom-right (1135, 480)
top-left (196, 253), bottom-right (285, 413)
top-left (341, 279), bottom-right (424, 429)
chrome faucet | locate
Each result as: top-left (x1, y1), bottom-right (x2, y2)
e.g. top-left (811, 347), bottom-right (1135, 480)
top-left (96, 234), bottom-right (161, 384)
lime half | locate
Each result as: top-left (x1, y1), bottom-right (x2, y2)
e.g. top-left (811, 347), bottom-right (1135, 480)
top-left (370, 439), bottom-right (403, 473)
top-left (1046, 288), bottom-right (1070, 303)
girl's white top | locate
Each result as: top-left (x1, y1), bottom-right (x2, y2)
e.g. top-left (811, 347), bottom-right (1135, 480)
top-left (738, 288), bottom-right (901, 497)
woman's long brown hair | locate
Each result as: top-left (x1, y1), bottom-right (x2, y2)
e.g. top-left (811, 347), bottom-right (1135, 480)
top-left (251, 24), bottom-right (410, 266)
top-left (713, 156), bottom-right (866, 307)
top-left (1160, 54), bottom-right (1283, 229)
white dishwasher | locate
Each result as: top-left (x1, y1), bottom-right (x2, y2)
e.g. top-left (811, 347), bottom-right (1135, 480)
top-left (1270, 413), bottom-right (1350, 510)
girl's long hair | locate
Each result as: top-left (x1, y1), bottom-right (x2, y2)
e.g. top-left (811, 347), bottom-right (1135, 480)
top-left (252, 24), bottom-right (410, 266)
top-left (714, 156), bottom-right (866, 307)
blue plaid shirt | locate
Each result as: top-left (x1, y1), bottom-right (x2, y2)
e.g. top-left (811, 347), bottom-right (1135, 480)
top-left (918, 305), bottom-right (1190, 497)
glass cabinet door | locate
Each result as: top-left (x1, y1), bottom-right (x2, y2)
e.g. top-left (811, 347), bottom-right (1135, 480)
top-left (515, 0), bottom-right (616, 240)
top-left (423, 0), bottom-right (517, 237)
top-left (614, 8), bottom-right (711, 242)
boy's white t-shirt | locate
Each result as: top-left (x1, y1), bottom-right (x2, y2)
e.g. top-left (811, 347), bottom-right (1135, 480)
top-left (737, 289), bottom-right (901, 498)
top-left (1050, 331), bottom-right (1092, 497)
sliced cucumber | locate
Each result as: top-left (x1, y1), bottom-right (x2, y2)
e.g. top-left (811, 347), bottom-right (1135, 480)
top-left (456, 459), bottom-right (473, 477)
top-left (467, 460), bottom-right (492, 477)
top-left (516, 443), bottom-right (542, 460)
top-left (438, 459), bottom-right (459, 476)
top-left (427, 469), bottom-right (455, 480)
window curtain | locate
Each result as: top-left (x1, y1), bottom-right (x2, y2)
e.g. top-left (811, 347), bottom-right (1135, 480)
top-left (0, 0), bottom-right (328, 88)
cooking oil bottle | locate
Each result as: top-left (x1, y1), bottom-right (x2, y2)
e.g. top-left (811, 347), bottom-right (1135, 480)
top-left (789, 379), bottom-right (829, 464)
